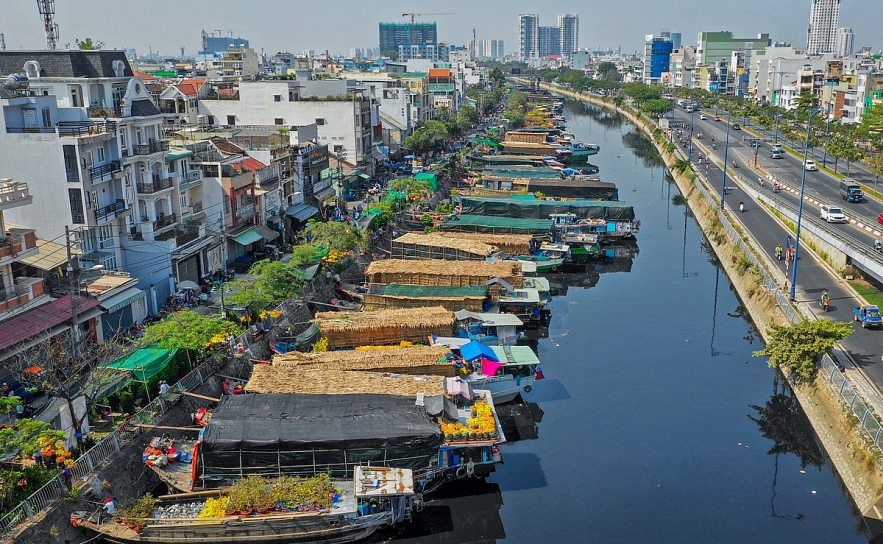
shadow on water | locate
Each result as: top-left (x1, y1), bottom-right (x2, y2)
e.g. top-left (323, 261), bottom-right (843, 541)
top-left (621, 130), bottom-right (666, 169)
top-left (496, 402), bottom-right (545, 443)
top-left (381, 480), bottom-right (506, 544)
top-left (492, 452), bottom-right (549, 492)
top-left (520, 378), bottom-right (571, 403)
top-left (567, 99), bottom-right (625, 128)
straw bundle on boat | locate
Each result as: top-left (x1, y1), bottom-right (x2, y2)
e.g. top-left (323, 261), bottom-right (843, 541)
top-left (391, 232), bottom-right (498, 260)
top-left (437, 232), bottom-right (533, 256)
top-left (272, 345), bottom-right (455, 377)
top-left (365, 259), bottom-right (522, 288)
top-left (313, 306), bottom-right (454, 349)
top-left (245, 365), bottom-right (447, 396)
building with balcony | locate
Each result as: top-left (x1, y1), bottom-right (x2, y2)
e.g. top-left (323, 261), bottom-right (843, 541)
top-left (196, 79), bottom-right (375, 168)
top-left (399, 72), bottom-right (435, 123)
top-left (159, 79), bottom-right (206, 125)
top-left (0, 178), bottom-right (45, 319)
top-left (428, 68), bottom-right (458, 112)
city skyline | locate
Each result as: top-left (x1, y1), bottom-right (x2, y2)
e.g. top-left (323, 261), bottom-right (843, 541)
top-left (0, 0), bottom-right (878, 59)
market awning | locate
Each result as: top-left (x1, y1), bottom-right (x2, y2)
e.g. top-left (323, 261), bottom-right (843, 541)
top-left (313, 186), bottom-right (337, 203)
top-left (232, 228), bottom-right (264, 246)
top-left (254, 224), bottom-right (280, 242)
top-left (102, 347), bottom-right (178, 381)
top-left (99, 286), bottom-right (145, 314)
top-left (286, 203), bottom-right (320, 222)
top-left (459, 340), bottom-right (500, 362)
top-left (166, 149), bottom-right (194, 162)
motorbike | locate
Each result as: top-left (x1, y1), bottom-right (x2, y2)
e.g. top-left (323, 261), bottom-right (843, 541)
top-left (775, 248), bottom-right (783, 260)
top-left (758, 178), bottom-right (765, 188)
top-left (772, 183), bottom-right (780, 193)
top-left (712, 143), bottom-right (716, 149)
top-left (821, 297), bottom-right (830, 312)
top-left (739, 202), bottom-right (745, 213)
top-left (732, 160), bottom-right (738, 168)
top-left (875, 241), bottom-right (883, 253)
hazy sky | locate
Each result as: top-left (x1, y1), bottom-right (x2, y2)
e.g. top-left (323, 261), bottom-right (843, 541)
top-left (1, 0), bottom-right (878, 58)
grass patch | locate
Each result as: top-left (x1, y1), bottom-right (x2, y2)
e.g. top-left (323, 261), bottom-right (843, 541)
top-left (850, 282), bottom-right (883, 307)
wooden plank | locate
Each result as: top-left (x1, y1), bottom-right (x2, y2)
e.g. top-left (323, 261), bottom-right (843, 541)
top-left (179, 391), bottom-right (220, 402)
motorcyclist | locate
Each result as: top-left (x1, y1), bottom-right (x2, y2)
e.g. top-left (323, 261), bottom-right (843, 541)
top-left (732, 160), bottom-right (738, 168)
top-left (875, 239), bottom-right (882, 252)
top-left (739, 201), bottom-right (745, 213)
top-left (821, 290), bottom-right (830, 310)
top-left (775, 245), bottom-right (783, 260)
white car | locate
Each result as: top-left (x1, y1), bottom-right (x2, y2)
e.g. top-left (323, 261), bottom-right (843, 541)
top-left (805, 160), bottom-right (819, 171)
top-left (700, 114), bottom-right (707, 120)
top-left (820, 205), bottom-right (847, 223)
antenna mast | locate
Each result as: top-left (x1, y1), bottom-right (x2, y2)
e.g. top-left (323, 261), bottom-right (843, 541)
top-left (36, 0), bottom-right (59, 50)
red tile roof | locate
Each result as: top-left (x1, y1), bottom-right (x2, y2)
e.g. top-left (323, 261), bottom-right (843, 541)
top-left (232, 157), bottom-right (266, 172)
top-left (428, 68), bottom-right (452, 78)
top-left (0, 295), bottom-right (101, 352)
top-left (133, 70), bottom-right (156, 81)
top-left (175, 79), bottom-right (205, 97)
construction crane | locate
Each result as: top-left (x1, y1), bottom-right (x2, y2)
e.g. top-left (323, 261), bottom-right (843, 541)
top-left (401, 13), bottom-right (453, 45)
top-left (36, 0), bottom-right (59, 50)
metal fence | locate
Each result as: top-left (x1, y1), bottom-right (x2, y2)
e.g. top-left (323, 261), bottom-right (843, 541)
top-left (0, 356), bottom-right (223, 537)
top-left (819, 355), bottom-right (883, 450)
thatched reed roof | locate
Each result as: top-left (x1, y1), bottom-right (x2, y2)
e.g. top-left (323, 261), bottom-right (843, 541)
top-left (272, 345), bottom-right (455, 376)
top-left (393, 233), bottom-right (498, 256)
top-left (314, 305), bottom-right (453, 331)
top-left (313, 306), bottom-right (455, 348)
top-left (366, 259), bottom-right (523, 287)
top-left (246, 364), bottom-right (446, 396)
top-left (438, 232), bottom-right (533, 256)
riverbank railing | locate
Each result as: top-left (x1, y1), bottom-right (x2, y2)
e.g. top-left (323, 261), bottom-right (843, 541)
top-left (0, 356), bottom-right (225, 538)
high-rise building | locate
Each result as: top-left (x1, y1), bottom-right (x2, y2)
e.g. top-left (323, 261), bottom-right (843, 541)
top-left (201, 36), bottom-right (250, 55)
top-left (660, 30), bottom-right (682, 50)
top-left (806, 0), bottom-right (841, 54)
top-left (518, 14), bottom-right (539, 61)
top-left (379, 22), bottom-right (437, 53)
top-left (538, 26), bottom-right (562, 57)
top-left (643, 34), bottom-right (674, 85)
top-left (557, 14), bottom-right (579, 58)
top-left (468, 39), bottom-right (505, 60)
top-left (697, 32), bottom-right (771, 66)
top-left (835, 27), bottom-right (854, 57)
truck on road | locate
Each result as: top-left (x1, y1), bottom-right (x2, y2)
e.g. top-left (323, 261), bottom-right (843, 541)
top-left (853, 305), bottom-right (882, 328)
top-left (839, 179), bottom-right (863, 203)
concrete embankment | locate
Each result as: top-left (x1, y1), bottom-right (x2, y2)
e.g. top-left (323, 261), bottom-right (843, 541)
top-left (539, 83), bottom-right (883, 528)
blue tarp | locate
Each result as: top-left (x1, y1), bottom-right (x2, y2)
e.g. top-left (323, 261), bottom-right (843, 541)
top-left (459, 340), bottom-right (499, 362)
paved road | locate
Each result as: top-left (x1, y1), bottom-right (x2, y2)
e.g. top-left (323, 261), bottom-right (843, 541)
top-left (668, 108), bottom-right (883, 394)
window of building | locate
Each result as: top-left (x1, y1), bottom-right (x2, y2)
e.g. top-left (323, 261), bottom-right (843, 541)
top-left (96, 147), bottom-right (105, 163)
top-left (227, 115), bottom-right (236, 126)
top-left (274, 118), bottom-right (284, 125)
top-left (41, 107), bottom-right (52, 128)
top-left (168, 160), bottom-right (176, 173)
top-left (315, 118), bottom-right (325, 125)
top-left (63, 145), bottom-right (78, 175)
top-left (207, 115), bottom-right (215, 126)
top-left (68, 189), bottom-right (85, 224)
top-left (274, 94), bottom-right (282, 102)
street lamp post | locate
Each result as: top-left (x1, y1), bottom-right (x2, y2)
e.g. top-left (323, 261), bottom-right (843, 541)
top-left (773, 110), bottom-right (781, 144)
top-left (789, 107), bottom-right (821, 301)
top-left (687, 87), bottom-right (695, 161)
top-left (335, 149), bottom-right (347, 217)
top-left (720, 99), bottom-right (733, 208)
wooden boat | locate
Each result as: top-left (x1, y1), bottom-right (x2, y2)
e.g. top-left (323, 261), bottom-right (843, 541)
top-left (568, 142), bottom-right (601, 160)
top-left (329, 297), bottom-right (362, 311)
top-left (268, 339), bottom-right (296, 355)
top-left (69, 467), bottom-right (417, 544)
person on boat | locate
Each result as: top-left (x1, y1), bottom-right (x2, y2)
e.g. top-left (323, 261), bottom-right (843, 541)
top-left (100, 497), bottom-right (115, 523)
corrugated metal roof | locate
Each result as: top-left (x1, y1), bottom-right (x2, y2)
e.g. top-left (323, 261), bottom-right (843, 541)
top-left (0, 295), bottom-right (101, 352)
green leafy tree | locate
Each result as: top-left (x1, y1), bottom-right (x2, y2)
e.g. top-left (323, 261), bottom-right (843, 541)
top-left (612, 95), bottom-right (625, 109)
top-left (304, 219), bottom-right (364, 252)
top-left (642, 98), bottom-right (670, 118)
top-left (490, 67), bottom-right (505, 88)
top-left (671, 158), bottom-right (692, 174)
top-left (597, 62), bottom-right (620, 81)
top-left (753, 319), bottom-right (853, 379)
top-left (868, 152), bottom-right (883, 194)
top-left (382, 50), bottom-right (399, 61)
top-left (76, 38), bottom-right (104, 50)
top-left (860, 102), bottom-right (883, 152)
top-left (793, 93), bottom-right (819, 125)
top-left (390, 177), bottom-right (431, 200)
top-left (504, 110), bottom-right (525, 128)
top-left (0, 418), bottom-right (66, 458)
top-left (226, 260), bottom-right (304, 311)
top-left (138, 310), bottom-right (244, 352)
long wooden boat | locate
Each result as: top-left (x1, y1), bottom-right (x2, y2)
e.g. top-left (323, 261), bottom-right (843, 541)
top-left (69, 467), bottom-right (416, 544)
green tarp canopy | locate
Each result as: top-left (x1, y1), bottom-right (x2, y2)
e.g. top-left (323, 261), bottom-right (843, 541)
top-left (455, 196), bottom-right (635, 221)
top-left (384, 190), bottom-right (408, 200)
top-left (473, 137), bottom-right (503, 148)
top-left (440, 214), bottom-right (553, 235)
top-left (415, 172), bottom-right (438, 191)
top-left (375, 284), bottom-right (487, 298)
top-left (102, 347), bottom-right (178, 381)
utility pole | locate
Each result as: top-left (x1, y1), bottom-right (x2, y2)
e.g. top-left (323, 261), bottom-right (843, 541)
top-left (65, 226), bottom-right (78, 342)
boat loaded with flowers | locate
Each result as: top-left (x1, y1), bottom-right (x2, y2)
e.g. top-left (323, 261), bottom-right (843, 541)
top-left (70, 468), bottom-right (418, 543)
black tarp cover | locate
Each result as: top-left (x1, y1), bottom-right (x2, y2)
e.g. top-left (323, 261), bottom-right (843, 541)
top-left (525, 179), bottom-right (617, 200)
top-left (456, 196), bottom-right (635, 221)
top-left (201, 393), bottom-right (443, 452)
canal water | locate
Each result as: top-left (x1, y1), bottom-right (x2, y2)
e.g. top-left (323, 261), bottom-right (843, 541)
top-left (384, 99), bottom-right (868, 543)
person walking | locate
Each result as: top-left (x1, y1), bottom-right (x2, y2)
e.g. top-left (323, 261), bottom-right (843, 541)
top-left (61, 466), bottom-right (72, 490)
